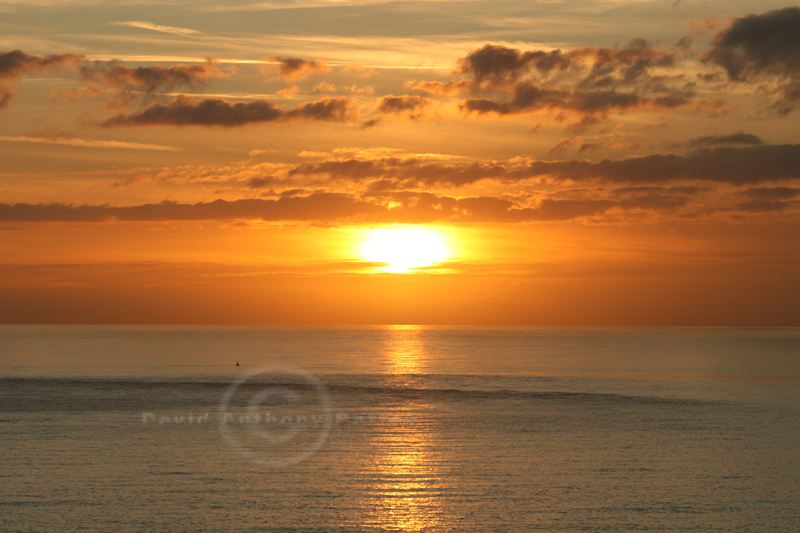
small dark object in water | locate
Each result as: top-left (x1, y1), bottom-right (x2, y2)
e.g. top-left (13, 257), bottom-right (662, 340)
top-left (236, 362), bottom-right (239, 366)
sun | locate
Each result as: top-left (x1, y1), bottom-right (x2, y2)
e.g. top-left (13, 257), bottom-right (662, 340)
top-left (361, 228), bottom-right (449, 273)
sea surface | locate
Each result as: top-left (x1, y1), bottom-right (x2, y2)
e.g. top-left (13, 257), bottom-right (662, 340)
top-left (1, 326), bottom-right (799, 532)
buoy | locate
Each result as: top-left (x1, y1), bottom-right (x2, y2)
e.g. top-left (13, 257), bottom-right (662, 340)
top-left (236, 362), bottom-right (239, 366)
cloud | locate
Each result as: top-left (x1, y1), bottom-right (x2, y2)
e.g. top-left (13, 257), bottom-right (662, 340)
top-left (342, 85), bottom-right (375, 95)
top-left (0, 87), bottom-right (11, 109)
top-left (736, 199), bottom-right (791, 212)
top-left (522, 144), bottom-right (800, 185)
top-left (310, 82), bottom-right (374, 96)
top-left (616, 191), bottom-right (689, 210)
top-left (686, 132), bottom-right (763, 148)
top-left (457, 40), bottom-right (682, 88)
top-left (1, 178), bottom-right (790, 225)
top-left (0, 49), bottom-right (83, 109)
top-left (246, 176), bottom-right (274, 189)
top-left (457, 44), bottom-right (562, 83)
top-left (0, 135), bottom-right (179, 151)
top-left (264, 56), bottom-right (331, 82)
top-left (312, 81), bottom-right (337, 93)
top-left (276, 84), bottom-right (300, 95)
top-left (0, 49), bottom-right (82, 80)
top-left (376, 95), bottom-right (430, 116)
top-left (525, 198), bottom-right (617, 220)
top-left (703, 7), bottom-right (800, 81)
top-left (111, 21), bottom-right (203, 36)
top-left (288, 143), bottom-right (800, 186)
top-left (461, 82), bottom-right (691, 130)
top-left (406, 79), bottom-right (475, 96)
top-left (734, 187), bottom-right (800, 212)
top-left (407, 39), bottom-right (688, 120)
top-left (780, 81), bottom-right (800, 106)
top-left (0, 193), bottom-right (619, 224)
top-left (80, 61), bottom-right (223, 90)
top-left (437, 41), bottom-right (696, 129)
top-left (99, 95), bottom-right (356, 127)
top-left (364, 94), bottom-right (431, 126)
top-left (459, 83), bottom-right (564, 114)
top-left (0, 194), bottom-right (379, 223)
top-left (703, 7), bottom-right (800, 112)
top-left (78, 59), bottom-right (224, 102)
top-left (740, 187), bottom-right (800, 200)
top-left (340, 63), bottom-right (378, 78)
top-left (613, 185), bottom-right (707, 196)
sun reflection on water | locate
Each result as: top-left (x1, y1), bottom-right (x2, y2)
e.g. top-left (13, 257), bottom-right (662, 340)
top-left (360, 325), bottom-right (446, 531)
top-left (383, 325), bottom-right (426, 375)
top-left (365, 429), bottom-right (444, 532)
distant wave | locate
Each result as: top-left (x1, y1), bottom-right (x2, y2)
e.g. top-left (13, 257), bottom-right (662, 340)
top-left (0, 376), bottom-right (717, 414)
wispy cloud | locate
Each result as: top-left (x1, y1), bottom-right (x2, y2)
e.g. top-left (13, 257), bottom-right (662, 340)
top-left (111, 21), bottom-right (203, 37)
top-left (202, 0), bottom-right (429, 12)
top-left (0, 136), bottom-right (180, 151)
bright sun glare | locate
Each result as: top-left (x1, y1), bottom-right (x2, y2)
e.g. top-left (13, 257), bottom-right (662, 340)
top-left (361, 228), bottom-right (449, 273)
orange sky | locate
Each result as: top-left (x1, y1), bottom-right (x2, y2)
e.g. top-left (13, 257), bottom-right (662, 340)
top-left (1, 1), bottom-right (799, 324)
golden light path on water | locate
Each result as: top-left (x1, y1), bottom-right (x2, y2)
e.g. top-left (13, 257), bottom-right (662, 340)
top-left (359, 325), bottom-right (446, 531)
top-left (361, 228), bottom-right (449, 273)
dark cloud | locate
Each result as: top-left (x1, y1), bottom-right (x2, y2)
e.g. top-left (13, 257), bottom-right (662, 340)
top-left (460, 82), bottom-right (690, 129)
top-left (99, 95), bottom-right (355, 127)
top-left (0, 49), bottom-right (82, 80)
top-left (290, 158), bottom-right (386, 181)
top-left (523, 144), bottom-right (800, 185)
top-left (703, 7), bottom-right (800, 112)
top-left (280, 188), bottom-right (307, 197)
top-left (528, 198), bottom-right (617, 220)
top-left (782, 81), bottom-right (800, 101)
top-left (669, 186), bottom-right (710, 195)
top-left (364, 95), bottom-right (432, 126)
top-left (575, 38), bottom-right (683, 90)
top-left (0, 49), bottom-right (82, 109)
top-left (776, 81), bottom-right (800, 114)
top-left (290, 158), bottom-right (509, 186)
top-left (0, 190), bottom-right (667, 225)
top-left (454, 45), bottom-right (693, 128)
top-left (382, 193), bottom-right (618, 223)
top-left (0, 194), bottom-right (382, 223)
top-left (0, 87), bottom-right (11, 109)
top-left (418, 40), bottom-right (698, 129)
top-left (545, 187), bottom-right (691, 211)
top-left (288, 144), bottom-right (800, 186)
top-left (456, 45), bottom-right (566, 83)
top-left (78, 59), bottom-right (223, 101)
top-left (375, 95), bottom-right (430, 118)
top-left (246, 176), bottom-right (274, 189)
top-left (736, 200), bottom-right (790, 212)
top-left (459, 83), bottom-right (570, 115)
top-left (265, 56), bottom-right (330, 82)
top-left (735, 187), bottom-right (800, 214)
top-left (686, 132), bottom-right (763, 148)
top-left (703, 7), bottom-right (800, 81)
top-left (740, 187), bottom-right (800, 200)
top-left (696, 72), bottom-right (724, 83)
top-left (3, 181), bottom-right (791, 225)
top-left (288, 96), bottom-right (354, 121)
top-left (613, 185), bottom-right (707, 196)
top-left (578, 143), bottom-right (602, 153)
top-left (457, 40), bottom-right (682, 88)
top-left (617, 192), bottom-right (689, 210)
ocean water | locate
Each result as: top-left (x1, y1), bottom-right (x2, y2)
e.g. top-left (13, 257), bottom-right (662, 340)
top-left (1, 326), bottom-right (799, 532)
